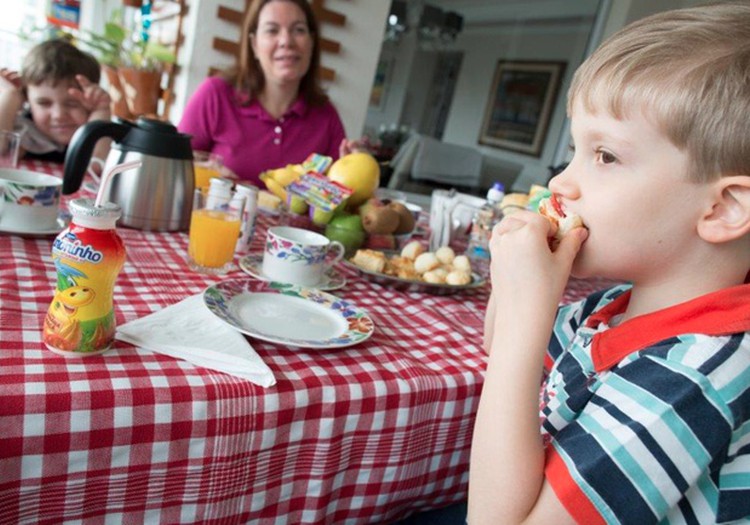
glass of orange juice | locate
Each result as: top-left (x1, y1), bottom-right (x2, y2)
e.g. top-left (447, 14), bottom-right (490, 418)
top-left (193, 150), bottom-right (224, 190)
top-left (187, 189), bottom-right (243, 274)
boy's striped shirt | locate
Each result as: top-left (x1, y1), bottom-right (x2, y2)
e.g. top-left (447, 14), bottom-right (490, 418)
top-left (542, 284), bottom-right (750, 524)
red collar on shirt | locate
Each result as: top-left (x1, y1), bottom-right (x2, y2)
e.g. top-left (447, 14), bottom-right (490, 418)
top-left (247, 96), bottom-right (308, 121)
top-left (586, 284), bottom-right (750, 372)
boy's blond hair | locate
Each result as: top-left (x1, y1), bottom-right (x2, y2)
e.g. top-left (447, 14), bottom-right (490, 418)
top-left (568, 2), bottom-right (750, 183)
top-left (21, 38), bottom-right (100, 89)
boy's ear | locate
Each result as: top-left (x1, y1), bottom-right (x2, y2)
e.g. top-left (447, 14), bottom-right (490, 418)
top-left (698, 176), bottom-right (750, 243)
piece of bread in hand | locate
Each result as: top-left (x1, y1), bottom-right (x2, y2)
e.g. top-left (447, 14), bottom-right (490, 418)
top-left (538, 195), bottom-right (584, 248)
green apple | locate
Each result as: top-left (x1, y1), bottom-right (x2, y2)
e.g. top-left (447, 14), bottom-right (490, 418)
top-left (325, 213), bottom-right (366, 255)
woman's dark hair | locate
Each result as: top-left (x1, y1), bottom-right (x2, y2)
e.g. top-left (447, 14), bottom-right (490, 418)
top-left (22, 38), bottom-right (101, 87)
top-left (222, 0), bottom-right (328, 107)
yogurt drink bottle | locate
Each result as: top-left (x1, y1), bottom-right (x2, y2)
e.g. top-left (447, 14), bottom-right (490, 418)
top-left (233, 182), bottom-right (258, 253)
top-left (43, 198), bottom-right (126, 356)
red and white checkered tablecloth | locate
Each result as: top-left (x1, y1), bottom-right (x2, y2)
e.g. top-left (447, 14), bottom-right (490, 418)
top-left (0, 160), bottom-right (618, 524)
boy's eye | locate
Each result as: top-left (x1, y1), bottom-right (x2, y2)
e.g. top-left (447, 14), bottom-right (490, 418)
top-left (596, 149), bottom-right (617, 164)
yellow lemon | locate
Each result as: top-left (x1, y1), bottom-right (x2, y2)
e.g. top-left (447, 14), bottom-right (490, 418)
top-left (328, 153), bottom-right (380, 208)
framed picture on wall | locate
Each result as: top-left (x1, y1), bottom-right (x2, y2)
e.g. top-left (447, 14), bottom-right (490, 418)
top-left (369, 57), bottom-right (393, 111)
top-left (479, 60), bottom-right (566, 156)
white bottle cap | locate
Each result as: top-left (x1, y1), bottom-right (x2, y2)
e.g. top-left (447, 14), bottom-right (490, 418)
top-left (208, 177), bottom-right (233, 197)
top-left (486, 182), bottom-right (505, 204)
top-left (205, 178), bottom-right (234, 210)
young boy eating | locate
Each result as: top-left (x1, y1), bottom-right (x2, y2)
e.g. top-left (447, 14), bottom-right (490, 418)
top-left (0, 38), bottom-right (111, 164)
top-left (471, 3), bottom-right (750, 524)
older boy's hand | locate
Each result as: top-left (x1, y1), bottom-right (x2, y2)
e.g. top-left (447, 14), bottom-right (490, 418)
top-left (489, 210), bottom-right (587, 316)
top-left (70, 74), bottom-right (111, 119)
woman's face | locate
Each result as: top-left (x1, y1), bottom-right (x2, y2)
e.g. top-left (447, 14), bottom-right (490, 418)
top-left (251, 0), bottom-right (313, 90)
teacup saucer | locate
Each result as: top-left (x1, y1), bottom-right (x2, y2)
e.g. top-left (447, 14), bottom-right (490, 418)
top-left (0, 216), bottom-right (68, 237)
top-left (239, 253), bottom-right (347, 291)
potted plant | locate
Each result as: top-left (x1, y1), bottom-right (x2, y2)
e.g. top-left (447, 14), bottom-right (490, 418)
top-left (76, 9), bottom-right (177, 119)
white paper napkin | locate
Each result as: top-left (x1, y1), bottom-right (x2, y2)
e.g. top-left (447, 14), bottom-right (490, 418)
top-left (116, 294), bottom-right (276, 387)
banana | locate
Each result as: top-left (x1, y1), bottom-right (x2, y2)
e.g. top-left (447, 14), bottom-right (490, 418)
top-left (261, 176), bottom-right (288, 203)
top-left (271, 166), bottom-right (303, 187)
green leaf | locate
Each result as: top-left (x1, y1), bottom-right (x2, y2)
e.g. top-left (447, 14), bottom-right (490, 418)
top-left (144, 42), bottom-right (176, 64)
top-left (103, 22), bottom-right (126, 45)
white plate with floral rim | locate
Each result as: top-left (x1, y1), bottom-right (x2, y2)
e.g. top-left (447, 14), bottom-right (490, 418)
top-left (239, 253), bottom-right (346, 291)
top-left (203, 279), bottom-right (373, 349)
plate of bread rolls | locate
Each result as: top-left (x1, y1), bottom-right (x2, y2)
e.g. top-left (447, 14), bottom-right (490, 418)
top-left (344, 240), bottom-right (486, 295)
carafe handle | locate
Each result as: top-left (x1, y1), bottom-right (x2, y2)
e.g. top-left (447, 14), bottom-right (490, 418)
top-left (63, 120), bottom-right (131, 194)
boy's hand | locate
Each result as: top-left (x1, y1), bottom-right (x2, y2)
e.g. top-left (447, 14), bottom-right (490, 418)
top-left (0, 68), bottom-right (24, 107)
top-left (69, 74), bottom-right (111, 119)
top-left (0, 68), bottom-right (22, 92)
top-left (489, 210), bottom-right (588, 316)
top-left (0, 68), bottom-right (24, 133)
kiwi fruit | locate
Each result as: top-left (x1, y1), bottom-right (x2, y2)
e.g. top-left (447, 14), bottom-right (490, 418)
top-left (362, 206), bottom-right (400, 234)
top-left (358, 197), bottom-right (381, 218)
top-left (388, 201), bottom-right (416, 234)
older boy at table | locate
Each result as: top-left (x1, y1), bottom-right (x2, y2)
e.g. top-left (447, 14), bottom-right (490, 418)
top-left (0, 38), bottom-right (111, 165)
top-left (472, 3), bottom-right (750, 524)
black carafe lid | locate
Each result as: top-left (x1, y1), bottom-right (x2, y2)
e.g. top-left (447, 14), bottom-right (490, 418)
top-left (118, 117), bottom-right (193, 159)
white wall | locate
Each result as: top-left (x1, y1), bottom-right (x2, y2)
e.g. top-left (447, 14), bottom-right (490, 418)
top-left (171, 0), bottom-right (390, 139)
top-left (442, 22), bottom-right (592, 189)
top-left (362, 33), bottom-right (418, 137)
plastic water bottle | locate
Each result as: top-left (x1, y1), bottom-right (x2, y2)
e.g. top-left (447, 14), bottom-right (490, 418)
top-left (233, 182), bottom-right (259, 253)
top-left (466, 182), bottom-right (506, 276)
top-left (486, 182), bottom-right (505, 213)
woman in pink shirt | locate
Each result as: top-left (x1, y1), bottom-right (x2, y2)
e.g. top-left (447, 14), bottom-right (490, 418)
top-left (179, 0), bottom-right (357, 187)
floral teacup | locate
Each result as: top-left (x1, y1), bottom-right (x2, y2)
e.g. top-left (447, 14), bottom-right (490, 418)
top-left (262, 226), bottom-right (344, 286)
top-left (0, 169), bottom-right (61, 231)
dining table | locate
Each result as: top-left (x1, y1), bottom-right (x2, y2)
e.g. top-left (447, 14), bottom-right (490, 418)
top-left (0, 159), bottom-right (617, 524)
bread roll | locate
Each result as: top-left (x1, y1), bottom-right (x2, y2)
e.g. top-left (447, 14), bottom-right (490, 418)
top-left (423, 268), bottom-right (448, 284)
top-left (446, 270), bottom-right (471, 286)
top-left (452, 255), bottom-right (471, 273)
top-left (435, 246), bottom-right (455, 265)
top-left (500, 193), bottom-right (529, 215)
top-left (538, 196), bottom-right (584, 247)
top-left (414, 252), bottom-right (440, 274)
top-left (400, 240), bottom-right (425, 260)
top-left (350, 249), bottom-right (387, 273)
